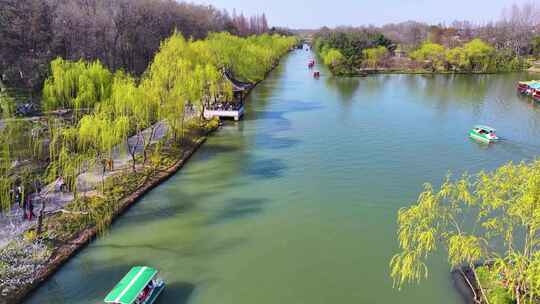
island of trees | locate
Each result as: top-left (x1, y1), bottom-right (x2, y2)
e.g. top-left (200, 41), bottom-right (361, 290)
top-left (313, 3), bottom-right (539, 76)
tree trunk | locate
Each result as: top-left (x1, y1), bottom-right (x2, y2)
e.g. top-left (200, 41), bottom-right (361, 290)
top-left (459, 268), bottom-right (481, 304)
top-left (181, 107), bottom-right (185, 148)
top-left (471, 267), bottom-right (490, 304)
top-left (101, 161), bottom-right (106, 193)
top-left (131, 153), bottom-right (136, 172)
top-left (127, 137), bottom-right (137, 172)
top-left (143, 125), bottom-right (157, 166)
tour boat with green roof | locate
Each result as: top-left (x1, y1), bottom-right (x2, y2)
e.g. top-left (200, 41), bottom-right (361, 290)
top-left (469, 125), bottom-right (499, 143)
top-left (104, 266), bottom-right (165, 304)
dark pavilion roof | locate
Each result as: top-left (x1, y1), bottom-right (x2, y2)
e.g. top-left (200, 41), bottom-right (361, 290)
top-left (223, 70), bottom-right (253, 92)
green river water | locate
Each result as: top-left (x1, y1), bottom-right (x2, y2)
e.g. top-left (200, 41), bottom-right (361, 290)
top-left (25, 50), bottom-right (540, 304)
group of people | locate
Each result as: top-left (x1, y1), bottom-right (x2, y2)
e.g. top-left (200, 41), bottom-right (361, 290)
top-left (12, 176), bottom-right (67, 221)
top-left (208, 102), bottom-right (243, 111)
top-left (135, 280), bottom-right (156, 304)
top-left (12, 184), bottom-right (36, 221)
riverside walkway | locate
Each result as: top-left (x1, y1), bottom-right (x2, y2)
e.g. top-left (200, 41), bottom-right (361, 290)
top-left (0, 121), bottom-right (169, 249)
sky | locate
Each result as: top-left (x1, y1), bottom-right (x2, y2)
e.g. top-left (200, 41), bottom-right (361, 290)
top-left (192, 0), bottom-right (531, 29)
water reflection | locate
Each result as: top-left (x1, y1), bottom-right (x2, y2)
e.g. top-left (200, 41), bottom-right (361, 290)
top-left (324, 77), bottom-right (361, 104)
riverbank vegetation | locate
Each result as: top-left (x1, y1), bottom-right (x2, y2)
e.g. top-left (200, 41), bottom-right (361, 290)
top-left (314, 28), bottom-right (395, 75)
top-left (0, 31), bottom-right (295, 301)
top-left (390, 160), bottom-right (540, 304)
top-left (315, 29), bottom-right (527, 75)
top-left (0, 0), bottom-right (277, 93)
top-left (313, 3), bottom-right (539, 76)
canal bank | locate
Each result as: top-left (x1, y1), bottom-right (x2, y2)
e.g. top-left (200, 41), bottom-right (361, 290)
top-left (25, 50), bottom-right (540, 304)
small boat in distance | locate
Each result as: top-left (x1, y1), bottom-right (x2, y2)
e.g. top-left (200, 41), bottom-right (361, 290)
top-left (469, 125), bottom-right (499, 143)
top-left (104, 266), bottom-right (165, 304)
top-left (308, 59), bottom-right (315, 68)
top-left (313, 71), bottom-right (320, 78)
top-left (517, 80), bottom-right (540, 100)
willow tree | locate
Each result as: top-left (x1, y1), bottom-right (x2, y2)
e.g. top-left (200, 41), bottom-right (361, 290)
top-left (78, 113), bottom-right (129, 191)
top-left (144, 33), bottom-right (193, 147)
top-left (0, 91), bottom-right (15, 118)
top-left (163, 58), bottom-right (192, 144)
top-left (0, 130), bottom-right (13, 212)
top-left (46, 120), bottom-right (86, 197)
top-left (390, 160), bottom-right (540, 304)
top-left (101, 71), bottom-right (155, 172)
top-left (204, 32), bottom-right (296, 82)
top-left (42, 58), bottom-right (112, 116)
top-left (0, 92), bottom-right (15, 212)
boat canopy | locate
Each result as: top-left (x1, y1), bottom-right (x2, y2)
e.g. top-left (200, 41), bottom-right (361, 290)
top-left (529, 82), bottom-right (540, 89)
top-left (104, 266), bottom-right (158, 304)
top-left (474, 125), bottom-right (496, 132)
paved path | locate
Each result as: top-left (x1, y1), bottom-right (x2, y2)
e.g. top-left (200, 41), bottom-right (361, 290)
top-left (0, 121), bottom-right (170, 249)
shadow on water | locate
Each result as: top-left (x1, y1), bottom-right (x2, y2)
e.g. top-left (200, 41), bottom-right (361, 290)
top-left (254, 134), bottom-right (300, 150)
top-left (91, 243), bottom-right (186, 255)
top-left (158, 282), bottom-right (195, 304)
top-left (92, 233), bottom-right (248, 259)
top-left (244, 100), bottom-right (323, 122)
top-left (244, 158), bottom-right (288, 179)
top-left (196, 143), bottom-right (240, 161)
top-left (112, 178), bottom-right (249, 229)
top-left (208, 198), bottom-right (269, 225)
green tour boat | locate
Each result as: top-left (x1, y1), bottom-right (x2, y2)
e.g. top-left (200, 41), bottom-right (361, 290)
top-left (469, 125), bottom-right (499, 143)
top-left (104, 266), bottom-right (165, 304)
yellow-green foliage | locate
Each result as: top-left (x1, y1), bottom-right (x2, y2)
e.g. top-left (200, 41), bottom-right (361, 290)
top-left (410, 42), bottom-right (447, 71)
top-left (476, 266), bottom-right (514, 304)
top-left (410, 39), bottom-right (517, 73)
top-left (42, 32), bottom-right (295, 187)
top-left (362, 46), bottom-right (389, 68)
top-left (0, 91), bottom-right (15, 118)
top-left (391, 160), bottom-right (540, 303)
top-left (37, 31), bottom-right (295, 223)
top-left (202, 33), bottom-right (296, 82)
top-left (23, 230), bottom-right (37, 242)
top-left (43, 58), bottom-right (112, 111)
top-left (322, 48), bottom-right (345, 69)
top-left (0, 133), bottom-right (13, 212)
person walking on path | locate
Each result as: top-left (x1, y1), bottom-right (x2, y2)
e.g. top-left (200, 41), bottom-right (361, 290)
top-left (27, 196), bottom-right (34, 221)
top-left (22, 195), bottom-right (35, 221)
top-left (55, 176), bottom-right (66, 193)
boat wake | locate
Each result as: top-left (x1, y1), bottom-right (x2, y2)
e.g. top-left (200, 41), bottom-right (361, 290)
top-left (496, 138), bottom-right (540, 160)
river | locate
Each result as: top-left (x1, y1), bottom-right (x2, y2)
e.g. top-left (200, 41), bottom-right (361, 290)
top-left (25, 50), bottom-right (540, 304)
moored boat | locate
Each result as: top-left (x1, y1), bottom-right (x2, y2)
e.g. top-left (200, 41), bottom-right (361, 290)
top-left (468, 125), bottom-right (499, 143)
top-left (517, 80), bottom-right (540, 96)
top-left (313, 71), bottom-right (320, 78)
top-left (104, 266), bottom-right (165, 304)
top-left (534, 91), bottom-right (540, 101)
top-left (308, 59), bottom-right (315, 68)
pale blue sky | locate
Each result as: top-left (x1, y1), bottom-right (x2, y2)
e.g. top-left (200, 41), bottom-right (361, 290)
top-left (193, 0), bottom-right (531, 28)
